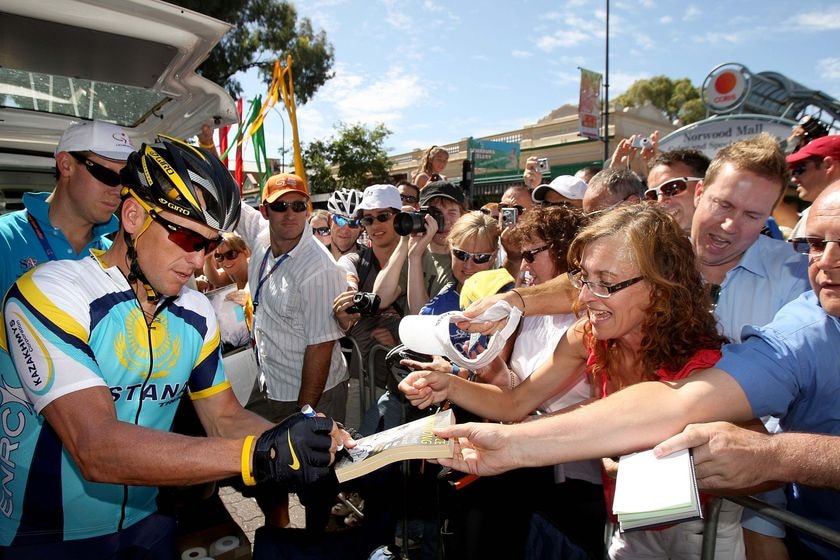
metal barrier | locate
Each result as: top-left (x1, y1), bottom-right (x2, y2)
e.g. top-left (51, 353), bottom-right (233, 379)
top-left (699, 495), bottom-right (840, 559)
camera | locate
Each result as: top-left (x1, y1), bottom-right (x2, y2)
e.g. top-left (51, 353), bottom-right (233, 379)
top-left (799, 115), bottom-right (828, 141)
top-left (536, 157), bottom-right (550, 173)
top-left (631, 136), bottom-right (652, 149)
top-left (501, 206), bottom-right (518, 228)
top-left (393, 205), bottom-right (445, 236)
top-left (345, 292), bottom-right (381, 316)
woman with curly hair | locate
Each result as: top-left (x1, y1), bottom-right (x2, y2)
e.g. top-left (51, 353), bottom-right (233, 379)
top-left (400, 204), bottom-right (742, 559)
top-left (412, 145), bottom-right (449, 189)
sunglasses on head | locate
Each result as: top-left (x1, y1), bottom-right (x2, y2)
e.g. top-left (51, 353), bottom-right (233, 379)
top-left (451, 248), bottom-right (495, 264)
top-left (643, 177), bottom-right (702, 201)
top-left (521, 244), bottom-right (551, 263)
top-left (360, 211), bottom-right (395, 226)
top-left (400, 194), bottom-right (419, 204)
top-left (214, 249), bottom-right (240, 263)
top-left (332, 214), bottom-right (360, 229)
top-left (69, 152), bottom-right (122, 187)
top-left (312, 226), bottom-right (331, 236)
top-left (266, 199), bottom-right (308, 213)
top-left (151, 213), bottom-right (222, 254)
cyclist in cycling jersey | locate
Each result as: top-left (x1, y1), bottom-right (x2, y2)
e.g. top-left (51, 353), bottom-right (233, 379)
top-left (1, 136), bottom-right (347, 558)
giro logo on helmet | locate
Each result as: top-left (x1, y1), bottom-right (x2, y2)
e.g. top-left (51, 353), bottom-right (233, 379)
top-left (157, 198), bottom-right (190, 215)
top-left (149, 149), bottom-right (177, 177)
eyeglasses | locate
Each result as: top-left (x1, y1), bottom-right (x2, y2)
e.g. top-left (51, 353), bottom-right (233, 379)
top-left (521, 244), bottom-right (551, 263)
top-left (69, 152), bottom-right (122, 187)
top-left (214, 249), bottom-right (240, 263)
top-left (332, 214), bottom-right (360, 229)
top-left (567, 269), bottom-right (643, 298)
top-left (643, 177), bottom-right (702, 201)
top-left (266, 200), bottom-right (308, 213)
top-left (451, 248), bottom-right (495, 264)
top-left (499, 204), bottom-right (526, 214)
top-left (312, 226), bottom-right (331, 236)
top-left (790, 236), bottom-right (840, 258)
top-left (151, 213), bottom-right (221, 253)
top-left (791, 159), bottom-right (822, 177)
top-left (400, 194), bottom-right (419, 204)
top-left (360, 211), bottom-right (395, 226)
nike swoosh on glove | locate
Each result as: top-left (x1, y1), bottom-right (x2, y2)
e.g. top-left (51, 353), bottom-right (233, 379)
top-left (252, 412), bottom-right (334, 490)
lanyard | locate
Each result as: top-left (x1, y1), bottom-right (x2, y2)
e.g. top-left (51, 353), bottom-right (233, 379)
top-left (26, 212), bottom-right (58, 261)
top-left (252, 248), bottom-right (290, 309)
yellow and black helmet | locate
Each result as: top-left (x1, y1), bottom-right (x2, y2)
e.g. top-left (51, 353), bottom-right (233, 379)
top-left (120, 135), bottom-right (240, 232)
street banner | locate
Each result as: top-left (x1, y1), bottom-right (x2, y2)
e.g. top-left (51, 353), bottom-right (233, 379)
top-left (578, 68), bottom-right (602, 139)
top-left (467, 138), bottom-right (520, 170)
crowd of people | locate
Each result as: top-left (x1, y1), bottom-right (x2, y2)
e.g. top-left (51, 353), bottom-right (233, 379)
top-left (0, 116), bottom-right (838, 560)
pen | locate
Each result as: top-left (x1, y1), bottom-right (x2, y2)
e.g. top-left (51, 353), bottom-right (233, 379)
top-left (301, 404), bottom-right (343, 451)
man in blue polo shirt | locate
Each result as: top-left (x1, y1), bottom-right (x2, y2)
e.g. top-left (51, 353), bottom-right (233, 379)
top-left (0, 119), bottom-right (134, 299)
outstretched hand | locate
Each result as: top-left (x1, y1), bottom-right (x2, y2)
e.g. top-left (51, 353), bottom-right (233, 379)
top-left (434, 422), bottom-right (516, 477)
top-left (398, 369), bottom-right (451, 409)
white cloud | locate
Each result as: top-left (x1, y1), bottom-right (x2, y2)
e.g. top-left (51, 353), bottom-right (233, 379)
top-left (423, 0), bottom-right (444, 12)
top-left (817, 57), bottom-right (840, 80)
top-left (659, 15), bottom-right (673, 24)
top-left (382, 0), bottom-right (411, 29)
top-left (792, 7), bottom-right (840, 30)
top-left (536, 29), bottom-right (590, 52)
top-left (692, 31), bottom-right (743, 45)
top-left (633, 32), bottom-right (655, 50)
top-left (608, 71), bottom-right (650, 95)
top-left (683, 5), bottom-right (701, 21)
top-left (512, 50), bottom-right (533, 58)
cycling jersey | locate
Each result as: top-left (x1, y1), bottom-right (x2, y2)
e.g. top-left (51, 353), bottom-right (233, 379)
top-left (0, 251), bottom-right (229, 545)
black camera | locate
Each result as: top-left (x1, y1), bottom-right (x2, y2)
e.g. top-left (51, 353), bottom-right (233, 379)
top-left (799, 115), bottom-right (828, 141)
top-left (393, 205), bottom-right (445, 236)
top-left (345, 292), bottom-right (381, 316)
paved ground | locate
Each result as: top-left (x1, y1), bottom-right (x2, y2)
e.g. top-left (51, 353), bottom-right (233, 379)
top-left (218, 486), bottom-right (306, 551)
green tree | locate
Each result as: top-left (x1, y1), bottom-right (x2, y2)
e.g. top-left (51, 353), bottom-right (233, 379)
top-left (303, 123), bottom-right (393, 194)
top-left (167, 0), bottom-right (334, 103)
top-left (614, 76), bottom-right (706, 125)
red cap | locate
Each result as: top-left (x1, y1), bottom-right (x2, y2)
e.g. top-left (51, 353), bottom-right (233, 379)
top-left (786, 135), bottom-right (840, 165)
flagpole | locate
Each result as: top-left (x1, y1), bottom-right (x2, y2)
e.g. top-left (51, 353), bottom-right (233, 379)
top-left (603, 0), bottom-right (610, 164)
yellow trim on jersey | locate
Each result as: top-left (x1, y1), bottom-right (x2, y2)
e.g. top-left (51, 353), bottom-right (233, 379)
top-left (190, 380), bottom-right (232, 400)
top-left (15, 271), bottom-right (88, 343)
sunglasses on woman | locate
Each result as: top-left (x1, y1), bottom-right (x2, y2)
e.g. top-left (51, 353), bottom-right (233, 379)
top-left (521, 244), bottom-right (550, 263)
top-left (69, 152), bottom-right (122, 187)
top-left (312, 226), bottom-right (331, 236)
top-left (151, 213), bottom-right (222, 253)
top-left (643, 177), bottom-right (702, 201)
top-left (360, 211), bottom-right (395, 226)
top-left (214, 249), bottom-right (240, 263)
top-left (332, 214), bottom-right (360, 229)
top-left (451, 248), bottom-right (495, 264)
top-left (267, 200), bottom-right (308, 213)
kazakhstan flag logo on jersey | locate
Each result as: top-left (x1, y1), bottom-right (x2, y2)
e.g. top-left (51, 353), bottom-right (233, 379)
top-left (114, 308), bottom-right (180, 379)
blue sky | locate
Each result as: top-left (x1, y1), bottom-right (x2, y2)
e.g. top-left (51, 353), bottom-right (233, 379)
top-left (235, 0), bottom-right (840, 159)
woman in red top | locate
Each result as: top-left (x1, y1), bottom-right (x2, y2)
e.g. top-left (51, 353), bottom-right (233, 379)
top-left (400, 204), bottom-right (739, 559)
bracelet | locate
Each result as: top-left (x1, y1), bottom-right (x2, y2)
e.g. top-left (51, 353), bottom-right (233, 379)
top-left (508, 369), bottom-right (519, 390)
top-left (450, 363), bottom-right (461, 376)
top-left (511, 288), bottom-right (526, 313)
top-left (241, 435), bottom-right (257, 486)
top-left (198, 140), bottom-right (216, 149)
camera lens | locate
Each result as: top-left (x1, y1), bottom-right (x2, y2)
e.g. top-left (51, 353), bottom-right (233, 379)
top-left (393, 211), bottom-right (426, 236)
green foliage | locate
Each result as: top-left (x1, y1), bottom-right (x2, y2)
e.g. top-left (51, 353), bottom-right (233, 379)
top-left (167, 0), bottom-right (334, 103)
top-left (613, 76), bottom-right (706, 125)
top-left (303, 123), bottom-right (393, 193)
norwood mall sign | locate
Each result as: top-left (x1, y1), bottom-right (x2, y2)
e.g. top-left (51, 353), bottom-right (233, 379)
top-left (659, 115), bottom-right (795, 159)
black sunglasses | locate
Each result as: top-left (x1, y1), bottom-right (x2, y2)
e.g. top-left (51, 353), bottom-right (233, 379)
top-left (400, 194), bottom-right (419, 204)
top-left (214, 249), bottom-right (240, 262)
top-left (643, 177), bottom-right (702, 201)
top-left (791, 159), bottom-right (822, 177)
top-left (151, 213), bottom-right (221, 254)
top-left (69, 152), bottom-right (122, 187)
top-left (332, 214), bottom-right (360, 229)
top-left (267, 200), bottom-right (308, 213)
top-left (312, 226), bottom-right (331, 236)
top-left (521, 244), bottom-right (551, 263)
top-left (360, 211), bottom-right (395, 226)
top-left (451, 248), bottom-right (494, 264)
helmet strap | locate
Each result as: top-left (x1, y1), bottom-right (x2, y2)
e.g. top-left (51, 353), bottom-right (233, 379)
top-left (123, 229), bottom-right (161, 303)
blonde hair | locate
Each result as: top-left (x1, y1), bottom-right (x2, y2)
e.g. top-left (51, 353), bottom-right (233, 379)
top-left (447, 211), bottom-right (500, 250)
top-left (704, 133), bottom-right (790, 204)
top-left (220, 231), bottom-right (248, 253)
top-left (414, 145), bottom-right (448, 179)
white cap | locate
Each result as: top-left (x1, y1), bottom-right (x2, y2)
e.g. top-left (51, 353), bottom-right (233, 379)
top-left (358, 184), bottom-right (402, 211)
top-left (532, 175), bottom-right (588, 202)
top-left (398, 301), bottom-right (522, 370)
top-left (55, 120), bottom-right (135, 161)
